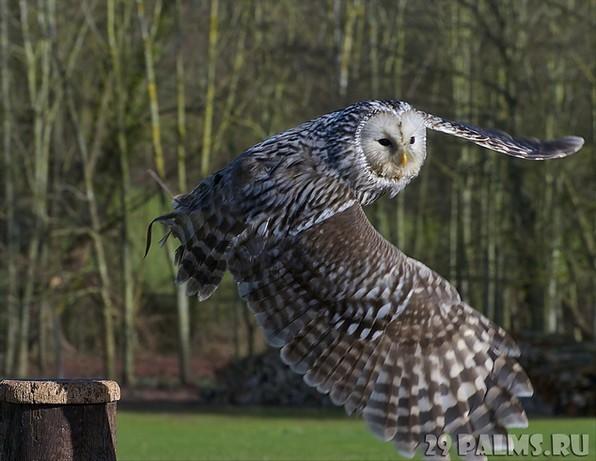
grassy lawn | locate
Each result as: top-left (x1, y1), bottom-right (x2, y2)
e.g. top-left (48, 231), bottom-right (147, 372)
top-left (118, 408), bottom-right (595, 461)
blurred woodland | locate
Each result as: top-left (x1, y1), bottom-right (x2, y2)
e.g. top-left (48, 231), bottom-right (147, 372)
top-left (0, 0), bottom-right (594, 399)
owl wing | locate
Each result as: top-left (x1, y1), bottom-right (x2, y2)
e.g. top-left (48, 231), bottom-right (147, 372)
top-left (229, 203), bottom-right (532, 460)
top-left (422, 112), bottom-right (584, 160)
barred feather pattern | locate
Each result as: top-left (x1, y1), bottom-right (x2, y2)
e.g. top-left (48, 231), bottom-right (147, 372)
top-left (229, 204), bottom-right (533, 461)
top-left (144, 99), bottom-right (579, 460)
top-left (149, 170), bottom-right (245, 300)
top-left (422, 112), bottom-right (584, 160)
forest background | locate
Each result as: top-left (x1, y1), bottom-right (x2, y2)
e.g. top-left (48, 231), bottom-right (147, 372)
top-left (0, 0), bottom-right (594, 415)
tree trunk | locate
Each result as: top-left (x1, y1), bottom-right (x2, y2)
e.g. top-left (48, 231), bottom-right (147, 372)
top-left (138, 0), bottom-right (191, 384)
top-left (137, 0), bottom-right (165, 176)
top-left (337, 0), bottom-right (361, 99)
top-left (451, 1), bottom-right (476, 304)
top-left (0, 380), bottom-right (120, 461)
top-left (17, 0), bottom-right (54, 376)
top-left (543, 36), bottom-right (566, 333)
top-left (1, 0), bottom-right (18, 375)
top-left (38, 246), bottom-right (50, 373)
top-left (109, 0), bottom-right (136, 386)
top-left (201, 0), bottom-right (219, 177)
top-left (173, 0), bottom-right (191, 385)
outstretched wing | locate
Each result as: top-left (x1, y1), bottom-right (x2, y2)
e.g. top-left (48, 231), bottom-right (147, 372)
top-left (229, 204), bottom-right (532, 459)
top-left (422, 112), bottom-right (584, 160)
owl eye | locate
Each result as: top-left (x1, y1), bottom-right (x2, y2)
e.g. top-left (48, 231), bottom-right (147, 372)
top-left (410, 136), bottom-right (415, 145)
top-left (377, 138), bottom-right (393, 147)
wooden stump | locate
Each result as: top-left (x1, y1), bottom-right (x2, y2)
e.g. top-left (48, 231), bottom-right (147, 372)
top-left (0, 379), bottom-right (120, 461)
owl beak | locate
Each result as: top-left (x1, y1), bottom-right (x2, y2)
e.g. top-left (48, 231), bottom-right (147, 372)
top-left (399, 149), bottom-right (409, 167)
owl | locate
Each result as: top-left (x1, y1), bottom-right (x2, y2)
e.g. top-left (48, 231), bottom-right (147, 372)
top-left (147, 100), bottom-right (583, 459)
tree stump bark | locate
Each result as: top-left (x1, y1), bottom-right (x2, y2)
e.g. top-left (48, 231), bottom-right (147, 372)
top-left (0, 379), bottom-right (120, 461)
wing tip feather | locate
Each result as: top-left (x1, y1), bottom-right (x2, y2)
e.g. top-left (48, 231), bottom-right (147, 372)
top-left (559, 135), bottom-right (584, 155)
top-left (536, 135), bottom-right (584, 159)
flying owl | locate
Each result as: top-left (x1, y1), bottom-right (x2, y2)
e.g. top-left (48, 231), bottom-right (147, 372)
top-left (147, 100), bottom-right (583, 459)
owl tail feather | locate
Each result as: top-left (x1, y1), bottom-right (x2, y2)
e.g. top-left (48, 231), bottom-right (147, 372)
top-left (146, 187), bottom-right (244, 301)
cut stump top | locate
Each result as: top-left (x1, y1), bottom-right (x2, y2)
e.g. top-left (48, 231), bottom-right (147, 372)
top-left (0, 379), bottom-right (120, 405)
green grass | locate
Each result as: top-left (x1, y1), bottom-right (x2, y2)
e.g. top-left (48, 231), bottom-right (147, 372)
top-left (118, 408), bottom-right (595, 461)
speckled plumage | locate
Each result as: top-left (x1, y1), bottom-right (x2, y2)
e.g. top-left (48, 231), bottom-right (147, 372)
top-left (147, 100), bottom-right (583, 460)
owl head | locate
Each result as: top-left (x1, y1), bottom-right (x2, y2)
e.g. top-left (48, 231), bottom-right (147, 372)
top-left (356, 108), bottom-right (427, 185)
top-left (316, 100), bottom-right (426, 199)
